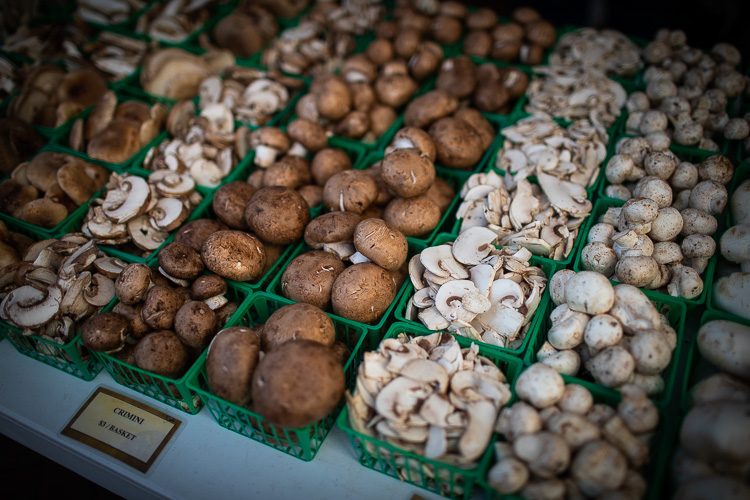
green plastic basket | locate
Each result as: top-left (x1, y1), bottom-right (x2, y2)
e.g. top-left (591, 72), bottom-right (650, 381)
top-left (1, 325), bottom-right (103, 381)
top-left (49, 91), bottom-right (170, 173)
top-left (574, 197), bottom-right (717, 311)
top-left (356, 150), bottom-right (471, 247)
top-left (337, 321), bottom-right (524, 500)
top-left (394, 233), bottom-right (555, 359)
top-left (267, 240), bottom-right (427, 350)
top-left (481, 373), bottom-right (672, 500)
top-left (185, 291), bottom-right (367, 460)
top-left (525, 278), bottom-right (686, 408)
top-left (88, 282), bottom-right (251, 414)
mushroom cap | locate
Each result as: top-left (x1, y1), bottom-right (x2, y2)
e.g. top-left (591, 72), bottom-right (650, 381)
top-left (381, 148), bottom-right (436, 198)
top-left (352, 218), bottom-right (408, 271)
top-left (87, 117), bottom-right (142, 163)
top-left (280, 251), bottom-right (346, 310)
top-left (429, 116), bottom-right (484, 169)
top-left (57, 160), bottom-right (107, 206)
top-left (383, 195), bottom-right (442, 238)
top-left (251, 339), bottom-right (345, 429)
top-left (115, 263), bottom-right (152, 305)
top-left (322, 169), bottom-right (378, 214)
top-left (261, 302), bottom-right (336, 351)
top-left (331, 262), bottom-right (397, 323)
top-left (16, 198), bottom-right (68, 228)
top-left (206, 326), bottom-right (260, 406)
top-left (81, 311), bottom-right (129, 353)
top-left (191, 274), bottom-right (227, 300)
top-left (135, 330), bottom-right (190, 379)
top-left (245, 186), bottom-right (310, 245)
top-left (303, 211), bottom-right (362, 248)
top-left (57, 69), bottom-right (108, 107)
top-left (212, 181), bottom-right (257, 229)
top-left (201, 230), bottom-right (266, 282)
top-left (287, 118), bottom-right (328, 153)
top-left (140, 285), bottom-right (185, 331)
top-left (564, 271), bottom-right (615, 315)
top-left (175, 218), bottom-right (229, 251)
top-left (158, 241), bottom-right (205, 280)
top-left (403, 90), bottom-right (459, 129)
top-left (174, 300), bottom-right (217, 350)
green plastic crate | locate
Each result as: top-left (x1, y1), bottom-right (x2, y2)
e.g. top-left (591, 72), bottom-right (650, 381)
top-left (574, 197), bottom-right (717, 311)
top-left (1, 325), bottom-right (103, 381)
top-left (337, 321), bottom-right (524, 500)
top-left (394, 233), bottom-right (555, 359)
top-left (481, 374), bottom-right (672, 500)
top-left (356, 150), bottom-right (471, 247)
top-left (88, 282), bottom-right (251, 414)
top-left (525, 278), bottom-right (686, 408)
top-left (185, 291), bottom-right (367, 460)
top-left (267, 240), bottom-right (427, 349)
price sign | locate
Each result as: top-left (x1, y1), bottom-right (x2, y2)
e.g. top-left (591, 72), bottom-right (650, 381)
top-left (62, 387), bottom-right (182, 472)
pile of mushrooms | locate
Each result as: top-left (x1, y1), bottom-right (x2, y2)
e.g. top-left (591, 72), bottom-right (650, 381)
top-left (404, 239), bottom-right (547, 349)
top-left (1, 151), bottom-right (109, 229)
top-left (260, 0), bottom-right (383, 77)
top-left (206, 302), bottom-right (348, 429)
top-left (461, 6), bottom-right (556, 65)
top-left (75, 0), bottom-right (145, 26)
top-left (549, 28), bottom-right (643, 78)
top-left (593, 153), bottom-right (732, 298)
top-left (494, 112), bottom-right (607, 189)
top-left (347, 331), bottom-right (512, 493)
top-left (79, 32), bottom-right (148, 83)
top-left (139, 48), bottom-right (233, 101)
top-left (80, 256), bottom-right (240, 380)
top-left (281, 215), bottom-right (407, 324)
top-left (714, 177), bottom-right (750, 318)
top-left (7, 65), bottom-right (108, 129)
top-left (364, 130), bottom-right (456, 237)
top-left (202, 3), bottom-right (278, 59)
top-left (626, 30), bottom-right (745, 150)
top-left (673, 319), bottom-right (750, 498)
top-left (432, 56), bottom-right (529, 115)
top-left (489, 363), bottom-right (658, 498)
top-left (199, 66), bottom-right (303, 127)
top-left (68, 90), bottom-right (167, 164)
top-left (135, 0), bottom-right (217, 44)
top-left (456, 170), bottom-right (586, 261)
top-left (403, 91), bottom-right (497, 170)
top-left (141, 96), bottom-right (240, 189)
top-left (81, 172), bottom-right (202, 254)
top-left (539, 270), bottom-right (677, 396)
top-left (293, 56), bottom-right (413, 142)
top-left (0, 235), bottom-right (119, 345)
top-left (525, 65), bottom-right (627, 132)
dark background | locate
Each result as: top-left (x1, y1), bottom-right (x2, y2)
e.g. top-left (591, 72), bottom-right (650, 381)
top-left (477, 0), bottom-right (750, 61)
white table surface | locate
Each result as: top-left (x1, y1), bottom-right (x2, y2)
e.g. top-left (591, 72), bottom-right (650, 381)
top-left (0, 340), bottom-right (447, 500)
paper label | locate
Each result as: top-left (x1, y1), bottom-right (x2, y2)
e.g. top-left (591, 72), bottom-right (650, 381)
top-left (62, 387), bottom-right (181, 472)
